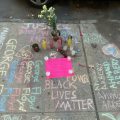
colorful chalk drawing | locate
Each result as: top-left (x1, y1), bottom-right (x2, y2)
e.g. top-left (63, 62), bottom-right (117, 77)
top-left (15, 45), bottom-right (33, 60)
top-left (0, 39), bottom-right (17, 79)
top-left (8, 60), bottom-right (19, 83)
top-left (0, 23), bottom-right (96, 117)
top-left (92, 58), bottom-right (120, 91)
top-left (102, 44), bottom-right (120, 58)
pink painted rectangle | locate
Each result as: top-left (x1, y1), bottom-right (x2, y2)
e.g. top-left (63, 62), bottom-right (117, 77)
top-left (45, 58), bottom-right (74, 79)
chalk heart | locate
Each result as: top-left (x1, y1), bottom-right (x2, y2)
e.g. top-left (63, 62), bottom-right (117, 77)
top-left (102, 44), bottom-right (120, 58)
top-left (15, 45), bottom-right (33, 60)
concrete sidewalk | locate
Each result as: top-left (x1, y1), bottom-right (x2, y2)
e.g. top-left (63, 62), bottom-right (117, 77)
top-left (0, 21), bottom-right (120, 120)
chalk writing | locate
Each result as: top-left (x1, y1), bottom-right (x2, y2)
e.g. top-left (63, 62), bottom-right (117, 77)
top-left (19, 23), bottom-right (51, 43)
top-left (0, 27), bottom-right (9, 49)
top-left (22, 88), bottom-right (41, 108)
top-left (94, 63), bottom-right (107, 91)
top-left (2, 87), bottom-right (41, 97)
top-left (45, 80), bottom-right (94, 111)
top-left (15, 86), bottom-right (42, 112)
top-left (29, 31), bottom-right (50, 43)
top-left (97, 91), bottom-right (120, 110)
top-left (97, 91), bottom-right (120, 100)
top-left (0, 23), bottom-right (97, 114)
top-left (45, 80), bottom-right (77, 90)
top-left (51, 90), bottom-right (77, 100)
top-left (1, 115), bottom-right (22, 120)
top-left (0, 84), bottom-right (4, 95)
top-left (7, 88), bottom-right (21, 111)
top-left (17, 99), bottom-right (26, 112)
top-left (0, 95), bottom-right (8, 112)
top-left (55, 99), bottom-right (94, 111)
top-left (0, 39), bottom-right (17, 77)
top-left (8, 60), bottom-right (19, 83)
top-left (67, 74), bottom-right (89, 84)
top-left (21, 23), bottom-right (48, 29)
top-left (82, 33), bottom-right (106, 44)
top-left (15, 60), bottom-right (28, 83)
top-left (31, 87), bottom-right (42, 95)
top-left (15, 45), bottom-right (33, 60)
top-left (27, 95), bottom-right (36, 110)
top-left (103, 59), bottom-right (120, 89)
top-left (93, 58), bottom-right (120, 90)
top-left (24, 61), bottom-right (34, 83)
top-left (32, 60), bottom-right (41, 82)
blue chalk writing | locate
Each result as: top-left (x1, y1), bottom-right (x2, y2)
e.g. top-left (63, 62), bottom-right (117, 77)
top-left (0, 95), bottom-right (8, 112)
top-left (8, 60), bottom-right (19, 83)
top-left (7, 88), bottom-right (14, 95)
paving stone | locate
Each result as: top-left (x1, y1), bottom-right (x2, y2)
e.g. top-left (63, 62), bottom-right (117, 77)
top-left (80, 22), bottom-right (120, 114)
top-left (0, 23), bottom-right (95, 119)
top-left (0, 112), bottom-right (97, 120)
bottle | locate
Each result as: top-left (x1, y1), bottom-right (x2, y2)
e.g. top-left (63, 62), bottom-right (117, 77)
top-left (41, 39), bottom-right (47, 50)
top-left (67, 35), bottom-right (72, 48)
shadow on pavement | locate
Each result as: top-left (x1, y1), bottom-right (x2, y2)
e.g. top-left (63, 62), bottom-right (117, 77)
top-left (95, 20), bottom-right (120, 49)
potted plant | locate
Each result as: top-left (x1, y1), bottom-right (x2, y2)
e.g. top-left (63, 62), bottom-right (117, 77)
top-left (38, 5), bottom-right (60, 41)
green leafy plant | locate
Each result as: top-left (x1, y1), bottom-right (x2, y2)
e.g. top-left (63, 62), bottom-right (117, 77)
top-left (38, 5), bottom-right (57, 31)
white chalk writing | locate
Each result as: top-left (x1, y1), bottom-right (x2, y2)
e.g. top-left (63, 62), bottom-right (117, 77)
top-left (0, 39), bottom-right (17, 77)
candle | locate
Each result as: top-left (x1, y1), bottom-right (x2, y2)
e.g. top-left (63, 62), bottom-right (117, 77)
top-left (67, 35), bottom-right (72, 48)
top-left (32, 43), bottom-right (40, 52)
top-left (41, 39), bottom-right (47, 50)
